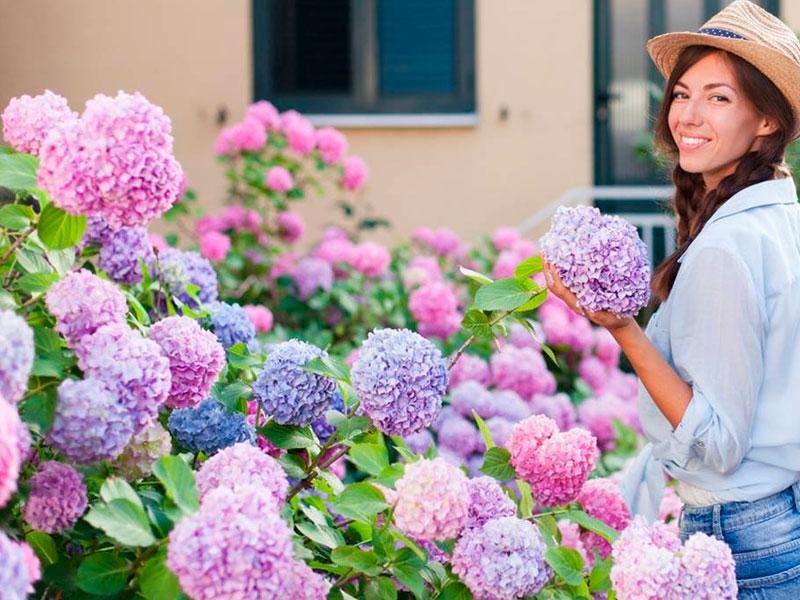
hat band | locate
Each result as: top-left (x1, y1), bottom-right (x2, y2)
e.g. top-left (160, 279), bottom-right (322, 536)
top-left (697, 27), bottom-right (747, 40)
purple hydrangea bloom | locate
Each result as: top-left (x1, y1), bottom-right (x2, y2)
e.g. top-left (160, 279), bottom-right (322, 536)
top-left (437, 415), bottom-right (481, 459)
top-left (448, 352), bottom-right (491, 390)
top-left (0, 531), bottom-right (33, 599)
top-left (352, 328), bottom-right (448, 436)
top-left (166, 485), bottom-right (297, 599)
top-left (0, 310), bottom-right (34, 404)
top-left (195, 442), bottom-right (288, 504)
top-left (310, 390), bottom-right (344, 443)
top-left (465, 476), bottom-right (517, 529)
top-left (1, 90), bottom-right (77, 156)
top-left (403, 429), bottom-right (435, 455)
top-left (450, 380), bottom-right (497, 419)
top-left (490, 345), bottom-right (556, 401)
top-left (539, 205), bottom-right (651, 317)
top-left (23, 461), bottom-right (87, 533)
top-left (157, 248), bottom-right (219, 308)
top-left (252, 340), bottom-right (339, 426)
top-left (99, 225), bottom-right (155, 285)
top-left (529, 393), bottom-right (577, 431)
top-left (149, 316), bottom-right (226, 409)
top-left (45, 269), bottom-right (127, 350)
top-left (205, 301), bottom-right (256, 350)
top-left (452, 516), bottom-right (551, 599)
top-left (48, 378), bottom-right (134, 464)
top-left (79, 324), bottom-right (171, 432)
top-left (484, 416), bottom-right (516, 449)
top-left (168, 398), bottom-right (255, 455)
top-left (492, 390), bottom-right (531, 422)
top-left (78, 214), bottom-right (113, 249)
top-left (292, 256), bottom-right (334, 300)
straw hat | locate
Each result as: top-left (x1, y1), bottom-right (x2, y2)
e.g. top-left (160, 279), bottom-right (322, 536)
top-left (647, 0), bottom-right (800, 131)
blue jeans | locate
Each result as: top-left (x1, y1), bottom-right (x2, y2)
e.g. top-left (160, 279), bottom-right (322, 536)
top-left (679, 482), bottom-right (800, 599)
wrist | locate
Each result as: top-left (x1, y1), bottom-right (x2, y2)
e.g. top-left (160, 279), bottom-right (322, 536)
top-left (608, 317), bottom-right (639, 341)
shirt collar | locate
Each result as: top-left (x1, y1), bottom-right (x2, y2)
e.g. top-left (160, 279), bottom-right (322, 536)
top-left (704, 176), bottom-right (797, 227)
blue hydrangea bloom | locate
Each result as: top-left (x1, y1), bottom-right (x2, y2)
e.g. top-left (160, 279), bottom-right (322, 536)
top-left (157, 249), bottom-right (219, 308)
top-left (205, 302), bottom-right (256, 350)
top-left (168, 398), bottom-right (255, 455)
top-left (351, 328), bottom-right (448, 436)
top-left (252, 340), bottom-right (338, 426)
top-left (311, 390), bottom-right (345, 443)
top-left (99, 226), bottom-right (155, 285)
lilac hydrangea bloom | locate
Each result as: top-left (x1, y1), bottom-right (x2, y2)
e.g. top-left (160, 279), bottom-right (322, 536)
top-left (490, 346), bottom-right (556, 401)
top-left (47, 378), bottom-right (134, 464)
top-left (492, 390), bottom-right (530, 422)
top-left (205, 301), bottom-right (256, 350)
top-left (352, 328), bottom-right (448, 436)
top-left (0, 532), bottom-right (33, 600)
top-left (1, 90), bottom-right (77, 156)
top-left (403, 429), bottom-right (435, 455)
top-left (45, 269), bottom-right (127, 350)
top-left (448, 352), bottom-right (491, 390)
top-left (465, 476), bottom-right (517, 530)
top-left (452, 516), bottom-right (551, 599)
top-left (450, 380), bottom-right (497, 419)
top-left (157, 248), bottom-right (219, 308)
top-left (168, 398), bottom-right (255, 455)
top-left (149, 316), bottom-right (226, 409)
top-left (99, 225), bottom-right (155, 284)
top-left (539, 205), bottom-right (651, 317)
top-left (0, 310), bottom-right (34, 404)
top-left (292, 256), bottom-right (334, 300)
top-left (437, 415), bottom-right (481, 459)
top-left (529, 392), bottom-right (578, 431)
top-left (79, 323), bottom-right (171, 432)
top-left (23, 461), bottom-right (87, 533)
top-left (253, 340), bottom-right (338, 426)
top-left (310, 390), bottom-right (344, 443)
top-left (195, 442), bottom-right (288, 504)
top-left (78, 214), bottom-right (113, 249)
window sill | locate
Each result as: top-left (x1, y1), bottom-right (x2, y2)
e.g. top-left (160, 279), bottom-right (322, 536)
top-left (305, 113), bottom-right (479, 129)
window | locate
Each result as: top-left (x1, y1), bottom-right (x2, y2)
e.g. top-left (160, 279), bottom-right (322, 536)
top-left (253, 0), bottom-right (476, 117)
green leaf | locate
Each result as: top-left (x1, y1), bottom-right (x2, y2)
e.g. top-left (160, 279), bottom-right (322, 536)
top-left (317, 468), bottom-right (345, 494)
top-left (20, 390), bottom-right (57, 431)
top-left (474, 278), bottom-right (533, 311)
top-left (296, 520), bottom-right (345, 549)
top-left (45, 246), bottom-right (75, 275)
top-left (513, 288), bottom-right (547, 313)
top-left (517, 479), bottom-right (534, 519)
top-left (373, 463), bottom-right (404, 487)
top-left (331, 482), bottom-right (389, 522)
top-left (37, 204), bottom-right (86, 249)
top-left (541, 343), bottom-right (558, 367)
top-left (458, 265), bottom-right (493, 286)
top-left (152, 455), bottom-right (200, 516)
top-left (0, 204), bottom-right (35, 229)
top-left (472, 411), bottom-right (495, 450)
top-left (326, 412), bottom-right (372, 441)
top-left (0, 289), bottom-right (16, 310)
top-left (137, 547), bottom-right (181, 600)
top-left (14, 245), bottom-right (51, 274)
top-left (0, 153), bottom-right (38, 190)
top-left (480, 446), bottom-right (516, 480)
top-left (391, 549), bottom-right (428, 599)
top-left (214, 382), bottom-right (251, 411)
top-left (84, 499), bottom-right (156, 547)
top-left (535, 513), bottom-right (560, 547)
top-left (461, 309), bottom-right (493, 340)
top-left (564, 509), bottom-right (619, 544)
top-left (437, 581), bottom-right (472, 600)
top-left (545, 546), bottom-right (585, 586)
top-left (303, 355), bottom-right (351, 383)
top-left (262, 421), bottom-right (317, 449)
top-left (278, 453), bottom-right (307, 479)
top-left (331, 545), bottom-right (383, 576)
top-left (588, 556), bottom-right (613, 593)
top-left (100, 477), bottom-right (143, 510)
top-left (16, 272), bottom-right (59, 294)
top-left (364, 576), bottom-right (399, 600)
top-left (348, 442), bottom-right (389, 476)
top-left (76, 552), bottom-right (130, 595)
top-left (25, 531), bottom-right (58, 567)
top-left (514, 255), bottom-right (544, 279)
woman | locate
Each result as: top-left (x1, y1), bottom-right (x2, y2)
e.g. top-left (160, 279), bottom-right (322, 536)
top-left (545, 1), bottom-right (800, 596)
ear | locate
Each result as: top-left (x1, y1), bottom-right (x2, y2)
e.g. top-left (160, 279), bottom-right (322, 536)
top-left (757, 116), bottom-right (779, 137)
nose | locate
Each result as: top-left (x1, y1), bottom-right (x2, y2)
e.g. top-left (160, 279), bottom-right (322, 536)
top-left (677, 97), bottom-right (704, 128)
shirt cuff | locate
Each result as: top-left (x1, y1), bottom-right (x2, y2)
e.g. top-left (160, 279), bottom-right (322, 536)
top-left (667, 389), bottom-right (714, 468)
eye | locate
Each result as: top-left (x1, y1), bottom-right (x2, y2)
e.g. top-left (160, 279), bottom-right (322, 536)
top-left (671, 91), bottom-right (688, 100)
top-left (711, 94), bottom-right (730, 102)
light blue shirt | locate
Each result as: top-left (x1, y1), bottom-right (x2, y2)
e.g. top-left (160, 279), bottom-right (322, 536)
top-left (621, 176), bottom-right (800, 521)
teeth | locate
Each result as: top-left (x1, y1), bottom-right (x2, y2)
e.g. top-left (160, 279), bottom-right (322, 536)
top-left (682, 136), bottom-right (708, 146)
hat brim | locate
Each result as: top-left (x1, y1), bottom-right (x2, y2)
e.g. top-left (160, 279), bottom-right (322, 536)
top-left (647, 32), bottom-right (800, 136)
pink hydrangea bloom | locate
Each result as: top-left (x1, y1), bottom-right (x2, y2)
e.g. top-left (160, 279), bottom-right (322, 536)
top-left (269, 251), bottom-right (299, 280)
top-left (17, 541), bottom-right (41, 591)
top-left (243, 305), bottom-right (274, 333)
top-left (281, 110), bottom-right (316, 155)
top-left (507, 414), bottom-right (599, 507)
top-left (265, 166), bottom-right (294, 193)
top-left (414, 227), bottom-right (460, 257)
top-left (149, 233), bottom-right (169, 252)
top-left (594, 327), bottom-right (621, 367)
top-left (402, 255), bottom-right (442, 290)
top-left (577, 393), bottom-right (639, 451)
top-left (658, 485), bottom-right (683, 524)
top-left (528, 393), bottom-right (577, 431)
top-left (196, 442), bottom-right (288, 504)
top-left (351, 242), bottom-right (390, 278)
top-left (277, 210), bottom-right (305, 243)
top-left (448, 353), bottom-right (491, 389)
top-left (409, 281), bottom-right (459, 327)
top-left (490, 346), bottom-right (556, 400)
top-left (505, 321), bottom-right (542, 350)
top-left (417, 313), bottom-right (463, 340)
top-left (578, 355), bottom-right (608, 393)
top-left (214, 116), bottom-right (266, 155)
top-left (394, 458), bottom-right (470, 541)
top-left (199, 231), bottom-right (231, 262)
top-left (491, 226), bottom-right (521, 251)
top-left (221, 204), bottom-right (247, 230)
top-left (492, 250), bottom-right (521, 279)
top-left (342, 155), bottom-right (368, 191)
top-left (0, 401), bottom-right (21, 508)
top-left (315, 127), bottom-right (347, 165)
top-left (150, 316), bottom-right (225, 409)
top-left (246, 100), bottom-right (281, 131)
top-left (600, 368), bottom-right (639, 403)
top-left (313, 237), bottom-right (356, 272)
top-left (577, 478), bottom-right (631, 560)
top-left (45, 269), bottom-right (127, 350)
top-left (2, 90), bottom-right (77, 155)
top-left (557, 520), bottom-right (591, 566)
top-left (195, 214), bottom-right (226, 235)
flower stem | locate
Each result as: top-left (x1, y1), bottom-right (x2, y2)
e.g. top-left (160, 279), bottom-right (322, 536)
top-left (448, 309), bottom-right (514, 370)
top-left (0, 223), bottom-right (37, 265)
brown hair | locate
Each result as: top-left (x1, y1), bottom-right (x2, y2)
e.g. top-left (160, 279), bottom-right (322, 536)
top-left (650, 45), bottom-right (795, 301)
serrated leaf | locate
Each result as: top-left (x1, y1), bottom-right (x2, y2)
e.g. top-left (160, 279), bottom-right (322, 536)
top-left (541, 343), bottom-right (558, 366)
top-left (37, 204), bottom-right (86, 249)
top-left (474, 278), bottom-right (533, 311)
top-left (513, 288), bottom-right (547, 312)
top-left (536, 513), bottom-right (560, 547)
top-left (391, 549), bottom-right (428, 599)
top-left (517, 479), bottom-right (534, 519)
top-left (318, 468), bottom-right (345, 494)
top-left (14, 245), bottom-right (51, 273)
top-left (545, 546), bottom-right (586, 586)
top-left (137, 547), bottom-right (181, 600)
top-left (214, 382), bottom-right (251, 411)
top-left (459, 265), bottom-right (493, 286)
top-left (480, 446), bottom-right (516, 480)
top-left (16, 271), bottom-right (59, 294)
top-left (76, 552), bottom-right (130, 595)
top-left (25, 531), bottom-right (58, 566)
top-left (304, 354), bottom-right (351, 383)
top-left (325, 411), bottom-right (371, 441)
top-left (589, 555), bottom-right (613, 593)
top-left (364, 576), bottom-right (398, 600)
top-left (152, 455), bottom-right (200, 516)
top-left (437, 581), bottom-right (472, 600)
top-left (0, 153), bottom-right (38, 190)
top-left (331, 545), bottom-right (382, 576)
top-left (461, 309), bottom-right (493, 340)
top-left (514, 255), bottom-right (544, 279)
top-left (0, 289), bottom-right (16, 310)
top-left (348, 442), bottom-right (389, 476)
top-left (262, 421), bottom-right (317, 449)
top-left (331, 482), bottom-right (388, 522)
top-left (564, 509), bottom-right (620, 544)
top-left (278, 453), bottom-right (307, 479)
top-left (0, 204), bottom-right (34, 229)
top-left (84, 499), bottom-right (156, 547)
top-left (296, 520), bottom-right (345, 549)
top-left (100, 477), bottom-right (143, 510)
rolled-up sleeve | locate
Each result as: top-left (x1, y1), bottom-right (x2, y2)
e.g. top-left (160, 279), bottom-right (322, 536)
top-left (658, 246), bottom-right (764, 474)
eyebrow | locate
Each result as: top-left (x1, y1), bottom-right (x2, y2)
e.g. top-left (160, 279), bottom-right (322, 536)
top-left (674, 81), bottom-right (737, 92)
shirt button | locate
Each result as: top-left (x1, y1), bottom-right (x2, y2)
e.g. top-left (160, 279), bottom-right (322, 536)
top-left (695, 441), bottom-right (705, 448)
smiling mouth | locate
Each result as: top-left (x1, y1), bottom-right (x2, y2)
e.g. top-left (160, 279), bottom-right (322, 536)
top-left (678, 135), bottom-right (711, 151)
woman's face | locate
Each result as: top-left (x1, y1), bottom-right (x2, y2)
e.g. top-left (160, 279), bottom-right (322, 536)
top-left (668, 52), bottom-right (776, 190)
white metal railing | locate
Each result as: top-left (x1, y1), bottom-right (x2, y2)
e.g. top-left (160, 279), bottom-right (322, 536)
top-left (517, 185), bottom-right (677, 259)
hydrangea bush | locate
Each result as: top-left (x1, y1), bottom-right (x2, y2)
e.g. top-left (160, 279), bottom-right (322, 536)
top-left (0, 90), bottom-right (732, 599)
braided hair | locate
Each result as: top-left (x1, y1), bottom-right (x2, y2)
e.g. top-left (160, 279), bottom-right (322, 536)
top-left (650, 45), bottom-right (795, 301)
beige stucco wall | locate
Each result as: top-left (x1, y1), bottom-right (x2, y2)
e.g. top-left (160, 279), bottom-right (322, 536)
top-left (0, 0), bottom-right (592, 243)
